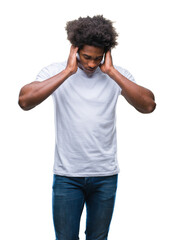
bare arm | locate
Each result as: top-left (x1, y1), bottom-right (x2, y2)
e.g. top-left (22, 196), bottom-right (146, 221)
top-left (100, 51), bottom-right (156, 113)
top-left (18, 46), bottom-right (78, 110)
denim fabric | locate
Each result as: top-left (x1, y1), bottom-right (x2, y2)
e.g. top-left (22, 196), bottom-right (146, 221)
top-left (52, 174), bottom-right (118, 240)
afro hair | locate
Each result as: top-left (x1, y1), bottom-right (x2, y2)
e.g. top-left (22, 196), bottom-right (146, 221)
top-left (65, 15), bottom-right (118, 52)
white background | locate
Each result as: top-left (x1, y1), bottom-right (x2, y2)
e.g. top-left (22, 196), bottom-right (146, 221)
top-left (0, 0), bottom-right (174, 239)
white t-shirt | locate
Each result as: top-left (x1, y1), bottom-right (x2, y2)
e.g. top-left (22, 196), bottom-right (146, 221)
top-left (35, 61), bottom-right (135, 177)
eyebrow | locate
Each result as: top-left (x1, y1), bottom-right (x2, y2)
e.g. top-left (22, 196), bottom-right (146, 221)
top-left (83, 54), bottom-right (103, 59)
top-left (83, 54), bottom-right (90, 57)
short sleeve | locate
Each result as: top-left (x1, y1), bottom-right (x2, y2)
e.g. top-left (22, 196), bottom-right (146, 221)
top-left (35, 62), bottom-right (66, 82)
top-left (35, 65), bottom-right (51, 82)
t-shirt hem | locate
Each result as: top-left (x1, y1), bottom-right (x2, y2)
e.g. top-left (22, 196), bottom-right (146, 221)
top-left (53, 169), bottom-right (120, 177)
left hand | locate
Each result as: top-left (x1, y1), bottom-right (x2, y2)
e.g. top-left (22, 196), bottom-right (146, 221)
top-left (99, 50), bottom-right (114, 75)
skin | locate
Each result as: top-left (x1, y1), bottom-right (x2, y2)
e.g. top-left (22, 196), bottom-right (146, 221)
top-left (18, 45), bottom-right (156, 113)
top-left (78, 45), bottom-right (104, 74)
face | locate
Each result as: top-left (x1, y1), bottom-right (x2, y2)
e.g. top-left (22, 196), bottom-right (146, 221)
top-left (78, 45), bottom-right (105, 74)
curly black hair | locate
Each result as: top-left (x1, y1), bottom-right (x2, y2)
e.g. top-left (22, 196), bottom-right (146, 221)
top-left (65, 15), bottom-right (118, 52)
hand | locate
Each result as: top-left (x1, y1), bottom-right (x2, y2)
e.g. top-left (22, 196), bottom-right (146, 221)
top-left (66, 45), bottom-right (79, 75)
top-left (99, 50), bottom-right (114, 75)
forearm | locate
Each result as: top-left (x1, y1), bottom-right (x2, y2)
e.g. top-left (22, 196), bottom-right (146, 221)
top-left (108, 67), bottom-right (156, 113)
top-left (18, 69), bottom-right (72, 110)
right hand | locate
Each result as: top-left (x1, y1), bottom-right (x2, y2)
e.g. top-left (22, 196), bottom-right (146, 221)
top-left (66, 45), bottom-right (79, 75)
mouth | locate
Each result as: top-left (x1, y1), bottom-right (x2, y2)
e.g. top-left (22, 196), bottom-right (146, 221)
top-left (85, 68), bottom-right (96, 73)
top-left (78, 62), bottom-right (97, 74)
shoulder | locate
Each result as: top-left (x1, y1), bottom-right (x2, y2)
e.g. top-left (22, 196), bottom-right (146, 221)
top-left (35, 61), bottom-right (67, 81)
top-left (42, 61), bottom-right (66, 73)
top-left (114, 65), bottom-right (136, 82)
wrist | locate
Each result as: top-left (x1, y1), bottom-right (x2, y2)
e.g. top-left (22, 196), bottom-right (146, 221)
top-left (64, 67), bottom-right (76, 77)
top-left (106, 66), bottom-right (116, 77)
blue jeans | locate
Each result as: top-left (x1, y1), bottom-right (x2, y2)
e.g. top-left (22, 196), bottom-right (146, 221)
top-left (52, 174), bottom-right (118, 240)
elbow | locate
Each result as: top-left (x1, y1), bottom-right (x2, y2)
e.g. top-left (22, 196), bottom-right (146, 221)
top-left (147, 91), bottom-right (156, 113)
top-left (139, 90), bottom-right (157, 113)
top-left (18, 97), bottom-right (28, 111)
top-left (140, 101), bottom-right (156, 114)
top-left (147, 101), bottom-right (156, 113)
top-left (18, 96), bottom-right (33, 111)
top-left (18, 84), bottom-right (38, 111)
top-left (142, 90), bottom-right (156, 113)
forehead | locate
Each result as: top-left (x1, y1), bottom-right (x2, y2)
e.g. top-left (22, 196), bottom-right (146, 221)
top-left (80, 45), bottom-right (104, 56)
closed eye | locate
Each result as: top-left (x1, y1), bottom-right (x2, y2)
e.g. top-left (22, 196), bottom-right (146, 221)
top-left (96, 57), bottom-right (103, 61)
top-left (82, 54), bottom-right (103, 61)
top-left (83, 55), bottom-right (91, 59)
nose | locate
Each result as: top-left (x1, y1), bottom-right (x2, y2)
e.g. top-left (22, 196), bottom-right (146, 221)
top-left (88, 60), bottom-right (97, 69)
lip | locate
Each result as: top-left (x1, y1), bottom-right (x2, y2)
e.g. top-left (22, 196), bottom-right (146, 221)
top-left (85, 68), bottom-right (96, 73)
top-left (78, 63), bottom-right (96, 73)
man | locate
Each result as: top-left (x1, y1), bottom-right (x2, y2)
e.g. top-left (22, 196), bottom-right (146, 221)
top-left (18, 15), bottom-right (156, 240)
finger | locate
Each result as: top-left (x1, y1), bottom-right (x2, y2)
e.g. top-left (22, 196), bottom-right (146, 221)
top-left (74, 46), bottom-right (79, 52)
top-left (106, 50), bottom-right (111, 56)
top-left (71, 45), bottom-right (79, 53)
top-left (105, 50), bottom-right (113, 62)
